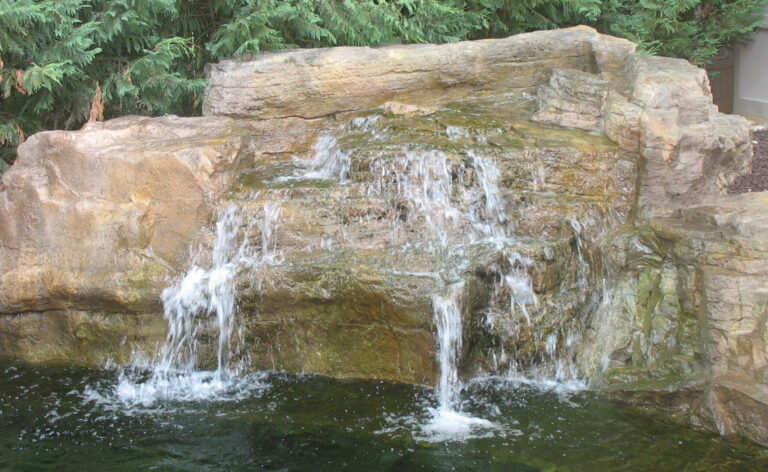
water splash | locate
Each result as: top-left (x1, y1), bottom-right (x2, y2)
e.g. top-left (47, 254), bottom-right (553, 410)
top-left (107, 203), bottom-right (283, 407)
top-left (155, 205), bottom-right (243, 381)
top-left (299, 134), bottom-right (351, 181)
top-left (421, 282), bottom-right (498, 441)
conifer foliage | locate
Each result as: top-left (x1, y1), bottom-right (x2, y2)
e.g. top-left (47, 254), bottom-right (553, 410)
top-left (599, 0), bottom-right (768, 66)
top-left (1, 0), bottom-right (766, 170)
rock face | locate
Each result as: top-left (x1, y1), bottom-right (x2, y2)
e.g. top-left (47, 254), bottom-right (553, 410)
top-left (534, 57), bottom-right (751, 217)
top-left (203, 27), bottom-right (626, 119)
top-left (0, 26), bottom-right (764, 444)
top-left (654, 194), bottom-right (768, 444)
top-left (0, 116), bottom-right (248, 315)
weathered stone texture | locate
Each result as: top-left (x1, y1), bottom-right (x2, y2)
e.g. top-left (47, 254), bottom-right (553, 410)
top-left (535, 56), bottom-right (752, 217)
top-left (0, 26), bottom-right (764, 445)
top-left (203, 26), bottom-right (621, 120)
top-left (0, 309), bottom-right (166, 365)
top-left (0, 116), bottom-right (248, 315)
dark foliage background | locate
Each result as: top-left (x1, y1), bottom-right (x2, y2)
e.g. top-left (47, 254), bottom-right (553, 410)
top-left (1, 0), bottom-right (766, 170)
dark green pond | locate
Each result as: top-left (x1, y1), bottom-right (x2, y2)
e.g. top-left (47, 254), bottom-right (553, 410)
top-left (1, 364), bottom-right (766, 471)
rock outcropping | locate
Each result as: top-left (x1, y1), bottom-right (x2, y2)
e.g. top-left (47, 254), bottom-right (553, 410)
top-left (1, 26), bottom-right (764, 445)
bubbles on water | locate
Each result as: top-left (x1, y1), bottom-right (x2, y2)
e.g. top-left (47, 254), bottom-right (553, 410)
top-left (418, 407), bottom-right (502, 442)
top-left (83, 370), bottom-right (269, 411)
top-left (96, 202), bottom-right (284, 407)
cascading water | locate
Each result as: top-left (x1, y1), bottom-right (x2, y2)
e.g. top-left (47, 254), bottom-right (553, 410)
top-left (360, 141), bottom-right (522, 438)
top-left (9, 67), bottom-right (754, 468)
top-left (105, 202), bottom-right (283, 406)
top-left (504, 252), bottom-right (539, 326)
top-left (468, 151), bottom-right (507, 242)
top-left (433, 284), bottom-right (464, 411)
top-left (421, 282), bottom-right (498, 439)
top-left (302, 134), bottom-right (351, 181)
top-left (111, 131), bottom-right (346, 408)
top-left (341, 118), bottom-right (580, 438)
top-left (369, 150), bottom-right (462, 248)
top-left (97, 114), bottom-right (587, 423)
top-left (156, 205), bottom-right (241, 381)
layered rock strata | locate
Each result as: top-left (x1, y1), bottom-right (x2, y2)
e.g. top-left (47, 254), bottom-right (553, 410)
top-left (0, 26), bottom-right (764, 444)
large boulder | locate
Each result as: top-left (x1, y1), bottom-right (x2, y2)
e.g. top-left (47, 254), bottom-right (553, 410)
top-left (203, 26), bottom-right (634, 120)
top-left (570, 192), bottom-right (768, 445)
top-left (0, 116), bottom-right (248, 315)
top-left (534, 58), bottom-right (751, 217)
top-left (656, 194), bottom-right (768, 444)
top-left (0, 25), bottom-right (764, 445)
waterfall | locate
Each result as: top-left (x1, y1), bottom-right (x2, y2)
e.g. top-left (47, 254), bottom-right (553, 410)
top-left (106, 119), bottom-right (583, 414)
top-left (368, 150), bottom-right (461, 248)
top-left (421, 281), bottom-right (498, 440)
top-left (112, 202), bottom-right (283, 406)
top-left (504, 253), bottom-right (538, 326)
top-left (295, 124), bottom-right (585, 428)
top-left (355, 132), bottom-right (547, 438)
top-left (468, 152), bottom-right (507, 242)
top-left (432, 282), bottom-right (465, 411)
top-left (570, 218), bottom-right (590, 287)
top-left (298, 134), bottom-right (351, 181)
top-left (155, 205), bottom-right (242, 381)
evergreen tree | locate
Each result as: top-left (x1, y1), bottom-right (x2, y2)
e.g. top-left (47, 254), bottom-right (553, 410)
top-left (599, 0), bottom-right (768, 65)
top-left (1, 0), bottom-right (765, 171)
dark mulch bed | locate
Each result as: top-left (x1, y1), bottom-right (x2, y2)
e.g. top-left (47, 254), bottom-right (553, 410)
top-left (729, 128), bottom-right (768, 194)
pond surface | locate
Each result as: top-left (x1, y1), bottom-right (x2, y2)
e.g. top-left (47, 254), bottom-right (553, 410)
top-left (1, 364), bottom-right (766, 471)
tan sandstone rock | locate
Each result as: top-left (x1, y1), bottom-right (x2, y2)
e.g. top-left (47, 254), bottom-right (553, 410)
top-left (533, 55), bottom-right (752, 218)
top-left (0, 26), bottom-right (763, 447)
top-left (203, 26), bottom-right (634, 120)
top-left (0, 115), bottom-right (248, 315)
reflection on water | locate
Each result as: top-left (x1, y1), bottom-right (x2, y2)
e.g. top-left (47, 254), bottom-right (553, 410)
top-left (1, 364), bottom-right (766, 472)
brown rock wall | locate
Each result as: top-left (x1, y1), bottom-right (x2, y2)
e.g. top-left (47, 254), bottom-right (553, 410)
top-left (0, 25), bottom-right (763, 446)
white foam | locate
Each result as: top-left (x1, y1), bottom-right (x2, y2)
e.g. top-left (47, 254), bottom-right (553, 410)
top-left (83, 371), bottom-right (269, 410)
top-left (93, 203), bottom-right (283, 407)
top-left (293, 134), bottom-right (351, 181)
top-left (418, 407), bottom-right (501, 442)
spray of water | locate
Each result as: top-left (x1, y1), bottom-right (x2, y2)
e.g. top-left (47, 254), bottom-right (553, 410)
top-left (421, 282), bottom-right (499, 441)
top-left (299, 134), bottom-right (351, 181)
top-left (110, 203), bottom-right (283, 406)
top-left (369, 150), bottom-right (461, 248)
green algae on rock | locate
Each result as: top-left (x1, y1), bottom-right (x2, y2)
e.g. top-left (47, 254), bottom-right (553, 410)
top-left (0, 26), bottom-right (764, 446)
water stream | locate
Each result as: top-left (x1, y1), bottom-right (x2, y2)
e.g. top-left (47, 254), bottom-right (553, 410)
top-left (118, 116), bottom-right (561, 432)
top-left (422, 282), bottom-right (498, 440)
top-left (108, 202), bottom-right (283, 406)
top-left (5, 96), bottom-right (766, 469)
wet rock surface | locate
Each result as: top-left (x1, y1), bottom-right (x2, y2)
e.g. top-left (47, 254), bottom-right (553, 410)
top-left (0, 26), bottom-right (765, 445)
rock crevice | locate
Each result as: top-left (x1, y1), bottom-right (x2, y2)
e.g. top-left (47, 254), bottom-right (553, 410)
top-left (0, 26), bottom-right (764, 445)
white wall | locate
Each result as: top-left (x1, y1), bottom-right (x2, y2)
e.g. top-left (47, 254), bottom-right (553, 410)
top-left (735, 7), bottom-right (768, 119)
